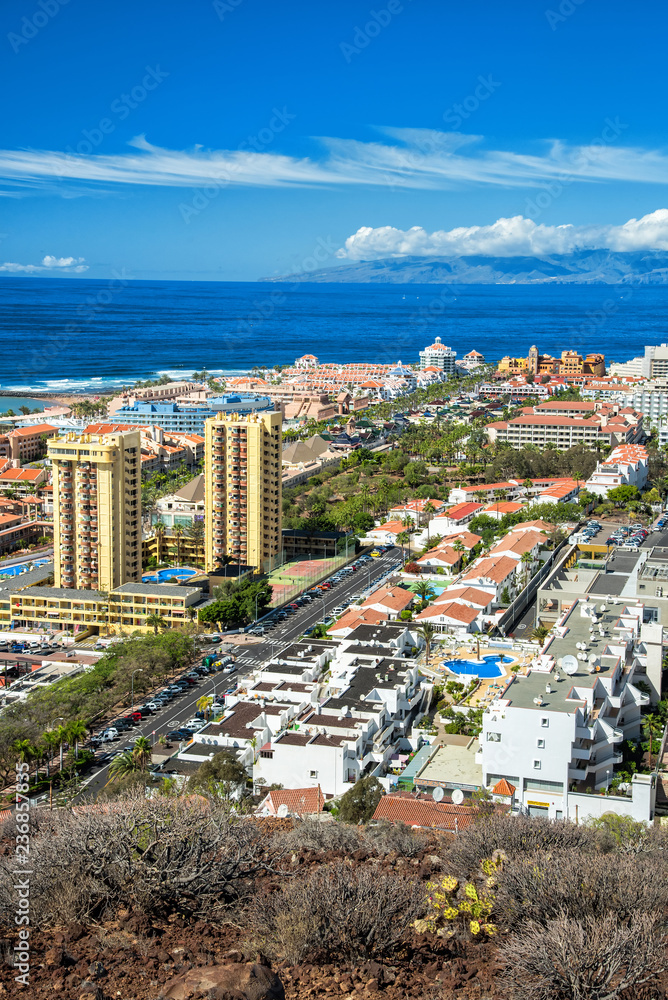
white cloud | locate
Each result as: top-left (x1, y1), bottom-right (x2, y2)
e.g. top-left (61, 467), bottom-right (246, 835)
top-left (1, 129), bottom-right (668, 195)
top-left (0, 255), bottom-right (88, 274)
top-left (336, 210), bottom-right (668, 259)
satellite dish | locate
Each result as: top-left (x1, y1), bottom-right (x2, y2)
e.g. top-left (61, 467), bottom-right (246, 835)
top-left (557, 657), bottom-right (563, 668)
top-left (588, 653), bottom-right (598, 664)
top-left (562, 654), bottom-right (578, 675)
top-left (432, 786), bottom-right (444, 803)
top-left (451, 788), bottom-right (464, 805)
top-left (277, 803), bottom-right (289, 818)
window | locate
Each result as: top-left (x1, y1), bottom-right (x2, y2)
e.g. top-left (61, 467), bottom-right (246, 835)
top-left (533, 760), bottom-right (541, 770)
top-left (309, 770), bottom-right (318, 778)
top-left (537, 738), bottom-right (545, 749)
top-left (486, 732), bottom-right (501, 742)
top-left (541, 717), bottom-right (549, 728)
top-left (524, 778), bottom-right (563, 793)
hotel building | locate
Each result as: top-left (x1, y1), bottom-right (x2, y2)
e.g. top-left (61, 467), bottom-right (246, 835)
top-left (48, 430), bottom-right (141, 591)
top-left (204, 410), bottom-right (282, 573)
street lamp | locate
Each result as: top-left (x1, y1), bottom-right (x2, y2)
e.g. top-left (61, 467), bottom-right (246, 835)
top-left (131, 669), bottom-right (143, 713)
top-left (606, 769), bottom-right (611, 793)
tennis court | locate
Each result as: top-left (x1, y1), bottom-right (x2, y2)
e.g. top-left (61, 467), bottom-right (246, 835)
top-left (267, 555), bottom-right (348, 607)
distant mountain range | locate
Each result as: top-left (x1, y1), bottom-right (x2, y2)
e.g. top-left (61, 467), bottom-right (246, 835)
top-left (261, 250), bottom-right (668, 284)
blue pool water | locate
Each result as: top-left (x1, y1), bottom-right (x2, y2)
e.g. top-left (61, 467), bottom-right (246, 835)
top-left (0, 558), bottom-right (50, 578)
top-left (142, 567), bottom-right (199, 583)
top-left (444, 654), bottom-right (513, 678)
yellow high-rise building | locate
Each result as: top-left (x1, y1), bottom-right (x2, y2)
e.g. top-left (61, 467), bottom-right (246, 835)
top-left (48, 430), bottom-right (141, 591)
top-left (204, 410), bottom-right (282, 572)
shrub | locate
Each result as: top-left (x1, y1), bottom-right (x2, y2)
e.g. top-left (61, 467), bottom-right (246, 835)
top-left (364, 820), bottom-right (427, 858)
top-left (415, 857), bottom-right (502, 941)
top-left (501, 912), bottom-right (666, 1000)
top-left (0, 795), bottom-right (284, 927)
top-left (444, 813), bottom-right (596, 879)
top-left (250, 862), bottom-right (424, 965)
top-left (276, 820), bottom-right (365, 855)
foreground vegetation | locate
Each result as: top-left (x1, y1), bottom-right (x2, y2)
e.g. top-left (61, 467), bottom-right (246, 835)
top-left (0, 802), bottom-right (665, 999)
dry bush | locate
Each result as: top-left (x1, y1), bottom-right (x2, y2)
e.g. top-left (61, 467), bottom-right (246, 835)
top-left (276, 819), bottom-right (366, 855)
top-left (364, 820), bottom-right (427, 858)
top-left (0, 795), bottom-right (286, 928)
top-left (250, 861), bottom-right (424, 965)
top-left (445, 813), bottom-right (597, 877)
top-left (501, 911), bottom-right (666, 1000)
top-left (498, 851), bottom-right (668, 930)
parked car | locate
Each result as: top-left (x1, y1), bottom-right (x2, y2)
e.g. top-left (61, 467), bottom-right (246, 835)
top-left (166, 730), bottom-right (191, 742)
top-left (183, 718), bottom-right (206, 730)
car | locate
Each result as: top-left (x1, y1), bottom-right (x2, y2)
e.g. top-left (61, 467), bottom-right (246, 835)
top-left (166, 730), bottom-right (190, 742)
top-left (321, 617), bottom-right (335, 626)
top-left (303, 626), bottom-right (316, 636)
top-left (184, 718), bottom-right (206, 730)
top-left (222, 663), bottom-right (237, 674)
top-left (144, 701), bottom-right (162, 711)
top-left (248, 626), bottom-right (265, 636)
top-left (102, 728), bottom-right (119, 740)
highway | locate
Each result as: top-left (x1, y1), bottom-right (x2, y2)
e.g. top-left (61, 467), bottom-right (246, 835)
top-left (75, 547), bottom-right (402, 800)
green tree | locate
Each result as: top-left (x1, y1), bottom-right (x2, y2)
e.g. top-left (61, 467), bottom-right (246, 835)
top-left (66, 719), bottom-right (87, 760)
top-left (109, 750), bottom-right (143, 780)
top-left (338, 775), bottom-right (383, 824)
top-left (413, 581), bottom-right (436, 603)
top-left (172, 523), bottom-right (186, 566)
top-left (186, 750), bottom-right (248, 801)
top-left (416, 622), bottom-right (438, 662)
top-left (145, 613), bottom-right (168, 635)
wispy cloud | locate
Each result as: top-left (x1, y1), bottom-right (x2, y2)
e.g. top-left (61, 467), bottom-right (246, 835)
top-left (0, 255), bottom-right (88, 274)
top-left (2, 128), bottom-right (668, 195)
top-left (337, 210), bottom-right (668, 259)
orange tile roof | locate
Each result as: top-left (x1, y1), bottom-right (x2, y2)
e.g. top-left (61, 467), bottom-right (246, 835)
top-left (445, 502), bottom-right (484, 519)
top-left (462, 555), bottom-right (518, 584)
top-left (330, 608), bottom-right (388, 631)
top-left (492, 778), bottom-right (516, 797)
top-left (362, 585), bottom-right (414, 612)
top-left (435, 586), bottom-right (493, 608)
top-left (481, 502), bottom-right (526, 515)
top-left (372, 793), bottom-right (476, 830)
top-left (417, 545), bottom-right (461, 566)
top-left (439, 530), bottom-right (482, 549)
top-left (416, 601), bottom-right (480, 624)
top-left (8, 423), bottom-right (58, 438)
top-left (261, 785), bottom-right (325, 815)
top-left (0, 468), bottom-right (43, 482)
top-left (374, 520), bottom-right (406, 534)
top-left (491, 529), bottom-right (545, 556)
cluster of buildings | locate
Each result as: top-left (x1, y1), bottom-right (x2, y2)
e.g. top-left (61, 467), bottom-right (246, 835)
top-left (498, 345), bottom-right (606, 378)
top-left (155, 622), bottom-right (434, 801)
top-left (486, 399), bottom-right (644, 450)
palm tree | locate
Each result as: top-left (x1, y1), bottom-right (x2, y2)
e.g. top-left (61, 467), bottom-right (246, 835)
top-left (396, 531), bottom-right (410, 564)
top-left (40, 730), bottom-right (61, 779)
top-left (132, 736), bottom-right (152, 769)
top-left (153, 519), bottom-right (166, 563)
top-left (414, 581), bottom-right (436, 603)
top-left (643, 714), bottom-right (661, 770)
top-left (416, 623), bottom-right (438, 663)
top-left (12, 738), bottom-right (37, 780)
top-left (197, 694), bottom-right (214, 719)
top-left (520, 550), bottom-right (533, 589)
top-left (172, 523), bottom-right (186, 567)
top-left (145, 613), bottom-right (168, 635)
top-left (109, 750), bottom-right (143, 781)
top-left (54, 724), bottom-right (68, 773)
top-left (66, 720), bottom-right (88, 760)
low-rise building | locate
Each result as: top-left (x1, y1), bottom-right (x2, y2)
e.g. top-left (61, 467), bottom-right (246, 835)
top-left (585, 444), bottom-right (649, 497)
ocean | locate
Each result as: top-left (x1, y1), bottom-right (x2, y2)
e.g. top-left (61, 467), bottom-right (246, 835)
top-left (0, 277), bottom-right (664, 394)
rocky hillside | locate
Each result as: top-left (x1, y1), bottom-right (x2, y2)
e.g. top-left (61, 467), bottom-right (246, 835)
top-left (0, 800), bottom-right (666, 1000)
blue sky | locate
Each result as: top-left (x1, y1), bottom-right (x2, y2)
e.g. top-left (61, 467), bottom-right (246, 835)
top-left (1, 0), bottom-right (668, 280)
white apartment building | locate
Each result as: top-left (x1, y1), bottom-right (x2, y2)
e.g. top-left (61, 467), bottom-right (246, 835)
top-left (251, 624), bottom-right (431, 796)
top-left (481, 599), bottom-right (660, 822)
top-left (419, 337), bottom-right (457, 373)
top-left (586, 444), bottom-right (649, 497)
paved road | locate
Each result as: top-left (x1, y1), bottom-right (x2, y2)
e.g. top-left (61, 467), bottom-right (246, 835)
top-left (75, 547), bottom-right (402, 800)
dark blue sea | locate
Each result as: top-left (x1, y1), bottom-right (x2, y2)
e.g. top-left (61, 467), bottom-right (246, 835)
top-left (0, 277), bottom-right (664, 394)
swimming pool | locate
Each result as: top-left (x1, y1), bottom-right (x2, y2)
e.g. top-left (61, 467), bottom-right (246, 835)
top-left (0, 558), bottom-right (50, 578)
top-left (444, 654), bottom-right (513, 678)
top-left (142, 567), bottom-right (199, 583)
